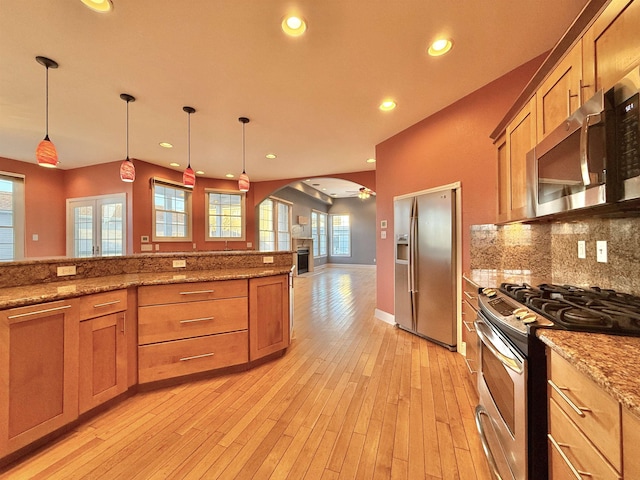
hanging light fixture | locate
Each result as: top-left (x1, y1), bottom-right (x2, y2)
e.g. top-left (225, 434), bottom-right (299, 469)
top-left (238, 117), bottom-right (250, 192)
top-left (119, 93), bottom-right (136, 182)
top-left (183, 106), bottom-right (196, 188)
top-left (358, 187), bottom-right (372, 199)
top-left (35, 56), bottom-right (59, 168)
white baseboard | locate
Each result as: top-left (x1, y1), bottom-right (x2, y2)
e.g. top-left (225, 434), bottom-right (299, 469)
top-left (375, 308), bottom-right (395, 325)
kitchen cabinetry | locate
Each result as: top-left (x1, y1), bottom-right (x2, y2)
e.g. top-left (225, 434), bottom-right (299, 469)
top-left (498, 98), bottom-right (537, 222)
top-left (536, 42), bottom-right (583, 140)
top-left (137, 280), bottom-right (249, 383)
top-left (546, 348), bottom-right (621, 478)
top-left (582, 0), bottom-right (640, 97)
top-left (0, 300), bottom-right (79, 457)
top-left (249, 274), bottom-right (290, 361)
top-left (623, 408), bottom-right (640, 478)
top-left (461, 275), bottom-right (479, 388)
top-left (78, 290), bottom-right (128, 414)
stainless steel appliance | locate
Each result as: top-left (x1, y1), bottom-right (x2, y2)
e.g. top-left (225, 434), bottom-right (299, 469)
top-left (527, 66), bottom-right (640, 218)
top-left (475, 282), bottom-right (640, 479)
top-left (394, 189), bottom-right (456, 350)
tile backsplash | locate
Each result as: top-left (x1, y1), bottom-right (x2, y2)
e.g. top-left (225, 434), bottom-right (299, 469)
top-left (470, 217), bottom-right (640, 295)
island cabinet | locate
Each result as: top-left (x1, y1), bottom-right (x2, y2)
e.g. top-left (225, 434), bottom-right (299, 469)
top-left (623, 408), bottom-right (640, 478)
top-left (0, 299), bottom-right (79, 458)
top-left (249, 274), bottom-right (290, 361)
top-left (461, 275), bottom-right (479, 389)
top-left (137, 280), bottom-right (249, 383)
top-left (582, 0), bottom-right (640, 98)
top-left (497, 97), bottom-right (537, 223)
top-left (546, 348), bottom-right (622, 479)
top-left (78, 289), bottom-right (128, 414)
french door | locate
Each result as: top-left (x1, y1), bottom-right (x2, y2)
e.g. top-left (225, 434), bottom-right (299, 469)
top-left (67, 194), bottom-right (126, 257)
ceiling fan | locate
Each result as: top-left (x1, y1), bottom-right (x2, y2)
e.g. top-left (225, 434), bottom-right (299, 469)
top-left (346, 187), bottom-right (376, 199)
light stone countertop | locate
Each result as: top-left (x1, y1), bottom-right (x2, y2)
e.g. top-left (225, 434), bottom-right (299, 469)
top-left (537, 329), bottom-right (640, 418)
top-left (0, 267), bottom-right (292, 310)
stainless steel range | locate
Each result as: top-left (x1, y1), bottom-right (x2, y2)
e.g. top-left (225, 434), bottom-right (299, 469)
top-left (474, 282), bottom-right (640, 480)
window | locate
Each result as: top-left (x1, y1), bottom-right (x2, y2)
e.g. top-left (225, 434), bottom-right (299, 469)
top-left (0, 173), bottom-right (25, 261)
top-left (206, 190), bottom-right (245, 241)
top-left (152, 180), bottom-right (192, 241)
top-left (67, 194), bottom-right (126, 257)
top-left (258, 197), bottom-right (291, 251)
top-left (331, 214), bottom-right (351, 256)
top-left (311, 210), bottom-right (327, 257)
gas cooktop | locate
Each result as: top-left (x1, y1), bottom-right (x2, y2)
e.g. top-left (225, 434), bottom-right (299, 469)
top-left (499, 283), bottom-right (640, 337)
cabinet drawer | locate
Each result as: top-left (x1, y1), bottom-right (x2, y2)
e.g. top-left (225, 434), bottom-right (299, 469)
top-left (548, 350), bottom-right (621, 471)
top-left (78, 289), bottom-right (127, 320)
top-left (462, 286), bottom-right (479, 311)
top-left (138, 279), bottom-right (247, 306)
top-left (138, 330), bottom-right (248, 383)
top-left (548, 397), bottom-right (620, 479)
top-left (138, 297), bottom-right (248, 345)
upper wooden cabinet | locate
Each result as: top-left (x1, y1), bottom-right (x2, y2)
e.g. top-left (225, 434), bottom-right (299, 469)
top-left (0, 300), bottom-right (79, 457)
top-left (536, 41), bottom-right (583, 140)
top-left (582, 0), bottom-right (640, 96)
top-left (499, 97), bottom-right (537, 222)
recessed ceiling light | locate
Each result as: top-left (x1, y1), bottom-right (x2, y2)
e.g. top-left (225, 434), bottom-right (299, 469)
top-left (80, 0), bottom-right (113, 13)
top-left (265, 153), bottom-right (277, 159)
top-left (169, 162), bottom-right (180, 167)
top-left (282, 15), bottom-right (307, 36)
top-left (379, 100), bottom-right (397, 111)
top-left (366, 158), bottom-right (376, 163)
top-left (428, 38), bottom-right (453, 56)
top-left (196, 170), bottom-right (204, 175)
top-left (226, 173), bottom-right (235, 178)
top-left (159, 142), bottom-right (173, 148)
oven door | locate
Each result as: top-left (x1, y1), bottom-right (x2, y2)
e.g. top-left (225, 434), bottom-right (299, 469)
top-left (475, 313), bottom-right (527, 480)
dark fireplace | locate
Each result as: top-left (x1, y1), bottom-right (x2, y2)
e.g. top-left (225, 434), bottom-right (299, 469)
top-left (297, 248), bottom-right (309, 274)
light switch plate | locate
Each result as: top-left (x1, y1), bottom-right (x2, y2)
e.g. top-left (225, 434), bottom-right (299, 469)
top-left (172, 259), bottom-right (186, 268)
top-left (57, 265), bottom-right (76, 276)
top-left (577, 240), bottom-right (586, 259)
top-left (263, 256), bottom-right (274, 264)
top-left (597, 240), bottom-right (607, 263)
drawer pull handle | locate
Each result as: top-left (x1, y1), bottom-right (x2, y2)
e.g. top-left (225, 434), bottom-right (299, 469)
top-left (463, 291), bottom-right (477, 301)
top-left (93, 300), bottom-right (121, 308)
top-left (180, 316), bottom-right (214, 324)
top-left (463, 320), bottom-right (476, 333)
top-left (463, 357), bottom-right (476, 374)
top-left (548, 380), bottom-right (591, 417)
top-left (8, 304), bottom-right (71, 319)
top-left (180, 352), bottom-right (215, 362)
top-left (548, 433), bottom-right (592, 479)
top-left (179, 290), bottom-right (215, 296)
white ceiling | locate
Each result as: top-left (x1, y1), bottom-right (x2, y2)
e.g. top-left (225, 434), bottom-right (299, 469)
top-left (1, 0), bottom-right (589, 195)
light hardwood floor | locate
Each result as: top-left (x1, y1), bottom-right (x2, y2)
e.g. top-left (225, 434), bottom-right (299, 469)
top-left (0, 265), bottom-right (491, 479)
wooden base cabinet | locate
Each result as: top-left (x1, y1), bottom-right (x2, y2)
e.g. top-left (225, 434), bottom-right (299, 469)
top-left (461, 276), bottom-right (479, 389)
top-left (78, 290), bottom-right (128, 414)
top-left (0, 300), bottom-right (79, 457)
top-left (249, 274), bottom-right (290, 361)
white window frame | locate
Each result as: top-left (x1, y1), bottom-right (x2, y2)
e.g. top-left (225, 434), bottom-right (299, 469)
top-left (67, 193), bottom-right (127, 257)
top-left (330, 214), bottom-right (351, 257)
top-left (205, 189), bottom-right (246, 241)
top-left (0, 172), bottom-right (25, 261)
top-left (311, 210), bottom-right (327, 258)
top-left (258, 196), bottom-right (292, 252)
top-left (152, 178), bottom-right (192, 242)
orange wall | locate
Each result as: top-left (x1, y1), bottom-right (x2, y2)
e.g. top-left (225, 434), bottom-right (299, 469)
top-left (0, 156), bottom-right (66, 257)
top-left (374, 55), bottom-right (545, 316)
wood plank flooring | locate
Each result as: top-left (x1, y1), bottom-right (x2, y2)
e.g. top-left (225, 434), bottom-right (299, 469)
top-left (0, 265), bottom-right (491, 479)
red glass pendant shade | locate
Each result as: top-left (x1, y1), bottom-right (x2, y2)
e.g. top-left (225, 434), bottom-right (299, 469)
top-left (183, 166), bottom-right (196, 187)
top-left (120, 158), bottom-right (135, 182)
top-left (36, 136), bottom-right (58, 168)
top-left (238, 172), bottom-right (250, 192)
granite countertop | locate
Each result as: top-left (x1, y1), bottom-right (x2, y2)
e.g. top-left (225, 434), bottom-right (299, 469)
top-left (537, 329), bottom-right (640, 417)
top-left (0, 266), bottom-right (293, 310)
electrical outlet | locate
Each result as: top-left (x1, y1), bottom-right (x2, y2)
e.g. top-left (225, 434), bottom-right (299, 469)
top-left (597, 240), bottom-right (607, 263)
top-left (57, 265), bottom-right (77, 276)
top-left (247, 242), bottom-right (252, 248)
top-left (140, 244), bottom-right (153, 252)
top-left (381, 231), bottom-right (387, 239)
top-left (173, 259), bottom-right (186, 268)
top-left (577, 240), bottom-right (586, 259)
top-left (263, 256), bottom-right (274, 264)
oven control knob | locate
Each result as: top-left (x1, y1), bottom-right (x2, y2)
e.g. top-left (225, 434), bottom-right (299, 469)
top-left (513, 307), bottom-right (528, 319)
top-left (521, 313), bottom-right (537, 324)
top-left (482, 288), bottom-right (497, 298)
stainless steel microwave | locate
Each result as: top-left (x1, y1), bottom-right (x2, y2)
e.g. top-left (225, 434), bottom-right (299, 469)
top-left (527, 67), bottom-right (640, 218)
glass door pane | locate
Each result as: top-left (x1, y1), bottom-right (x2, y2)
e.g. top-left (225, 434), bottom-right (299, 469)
top-left (73, 203), bottom-right (94, 257)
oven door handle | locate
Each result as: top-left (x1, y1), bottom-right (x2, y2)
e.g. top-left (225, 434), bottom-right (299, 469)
top-left (475, 406), bottom-right (513, 480)
top-left (475, 319), bottom-right (524, 374)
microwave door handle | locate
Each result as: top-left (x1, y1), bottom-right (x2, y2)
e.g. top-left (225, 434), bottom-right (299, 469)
top-left (579, 112), bottom-right (603, 186)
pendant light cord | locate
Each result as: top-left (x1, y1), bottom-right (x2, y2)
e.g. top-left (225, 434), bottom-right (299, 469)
top-left (44, 65), bottom-right (49, 138)
top-left (242, 122), bottom-right (246, 174)
top-left (125, 99), bottom-right (130, 160)
top-left (188, 111), bottom-right (191, 168)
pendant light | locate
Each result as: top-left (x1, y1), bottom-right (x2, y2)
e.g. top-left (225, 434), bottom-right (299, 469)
top-left (35, 56), bottom-right (59, 168)
top-left (183, 106), bottom-right (196, 188)
top-left (238, 117), bottom-right (250, 192)
top-left (119, 93), bottom-right (136, 182)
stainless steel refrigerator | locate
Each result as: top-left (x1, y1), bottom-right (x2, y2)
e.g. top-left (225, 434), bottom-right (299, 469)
top-left (394, 189), bottom-right (456, 350)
